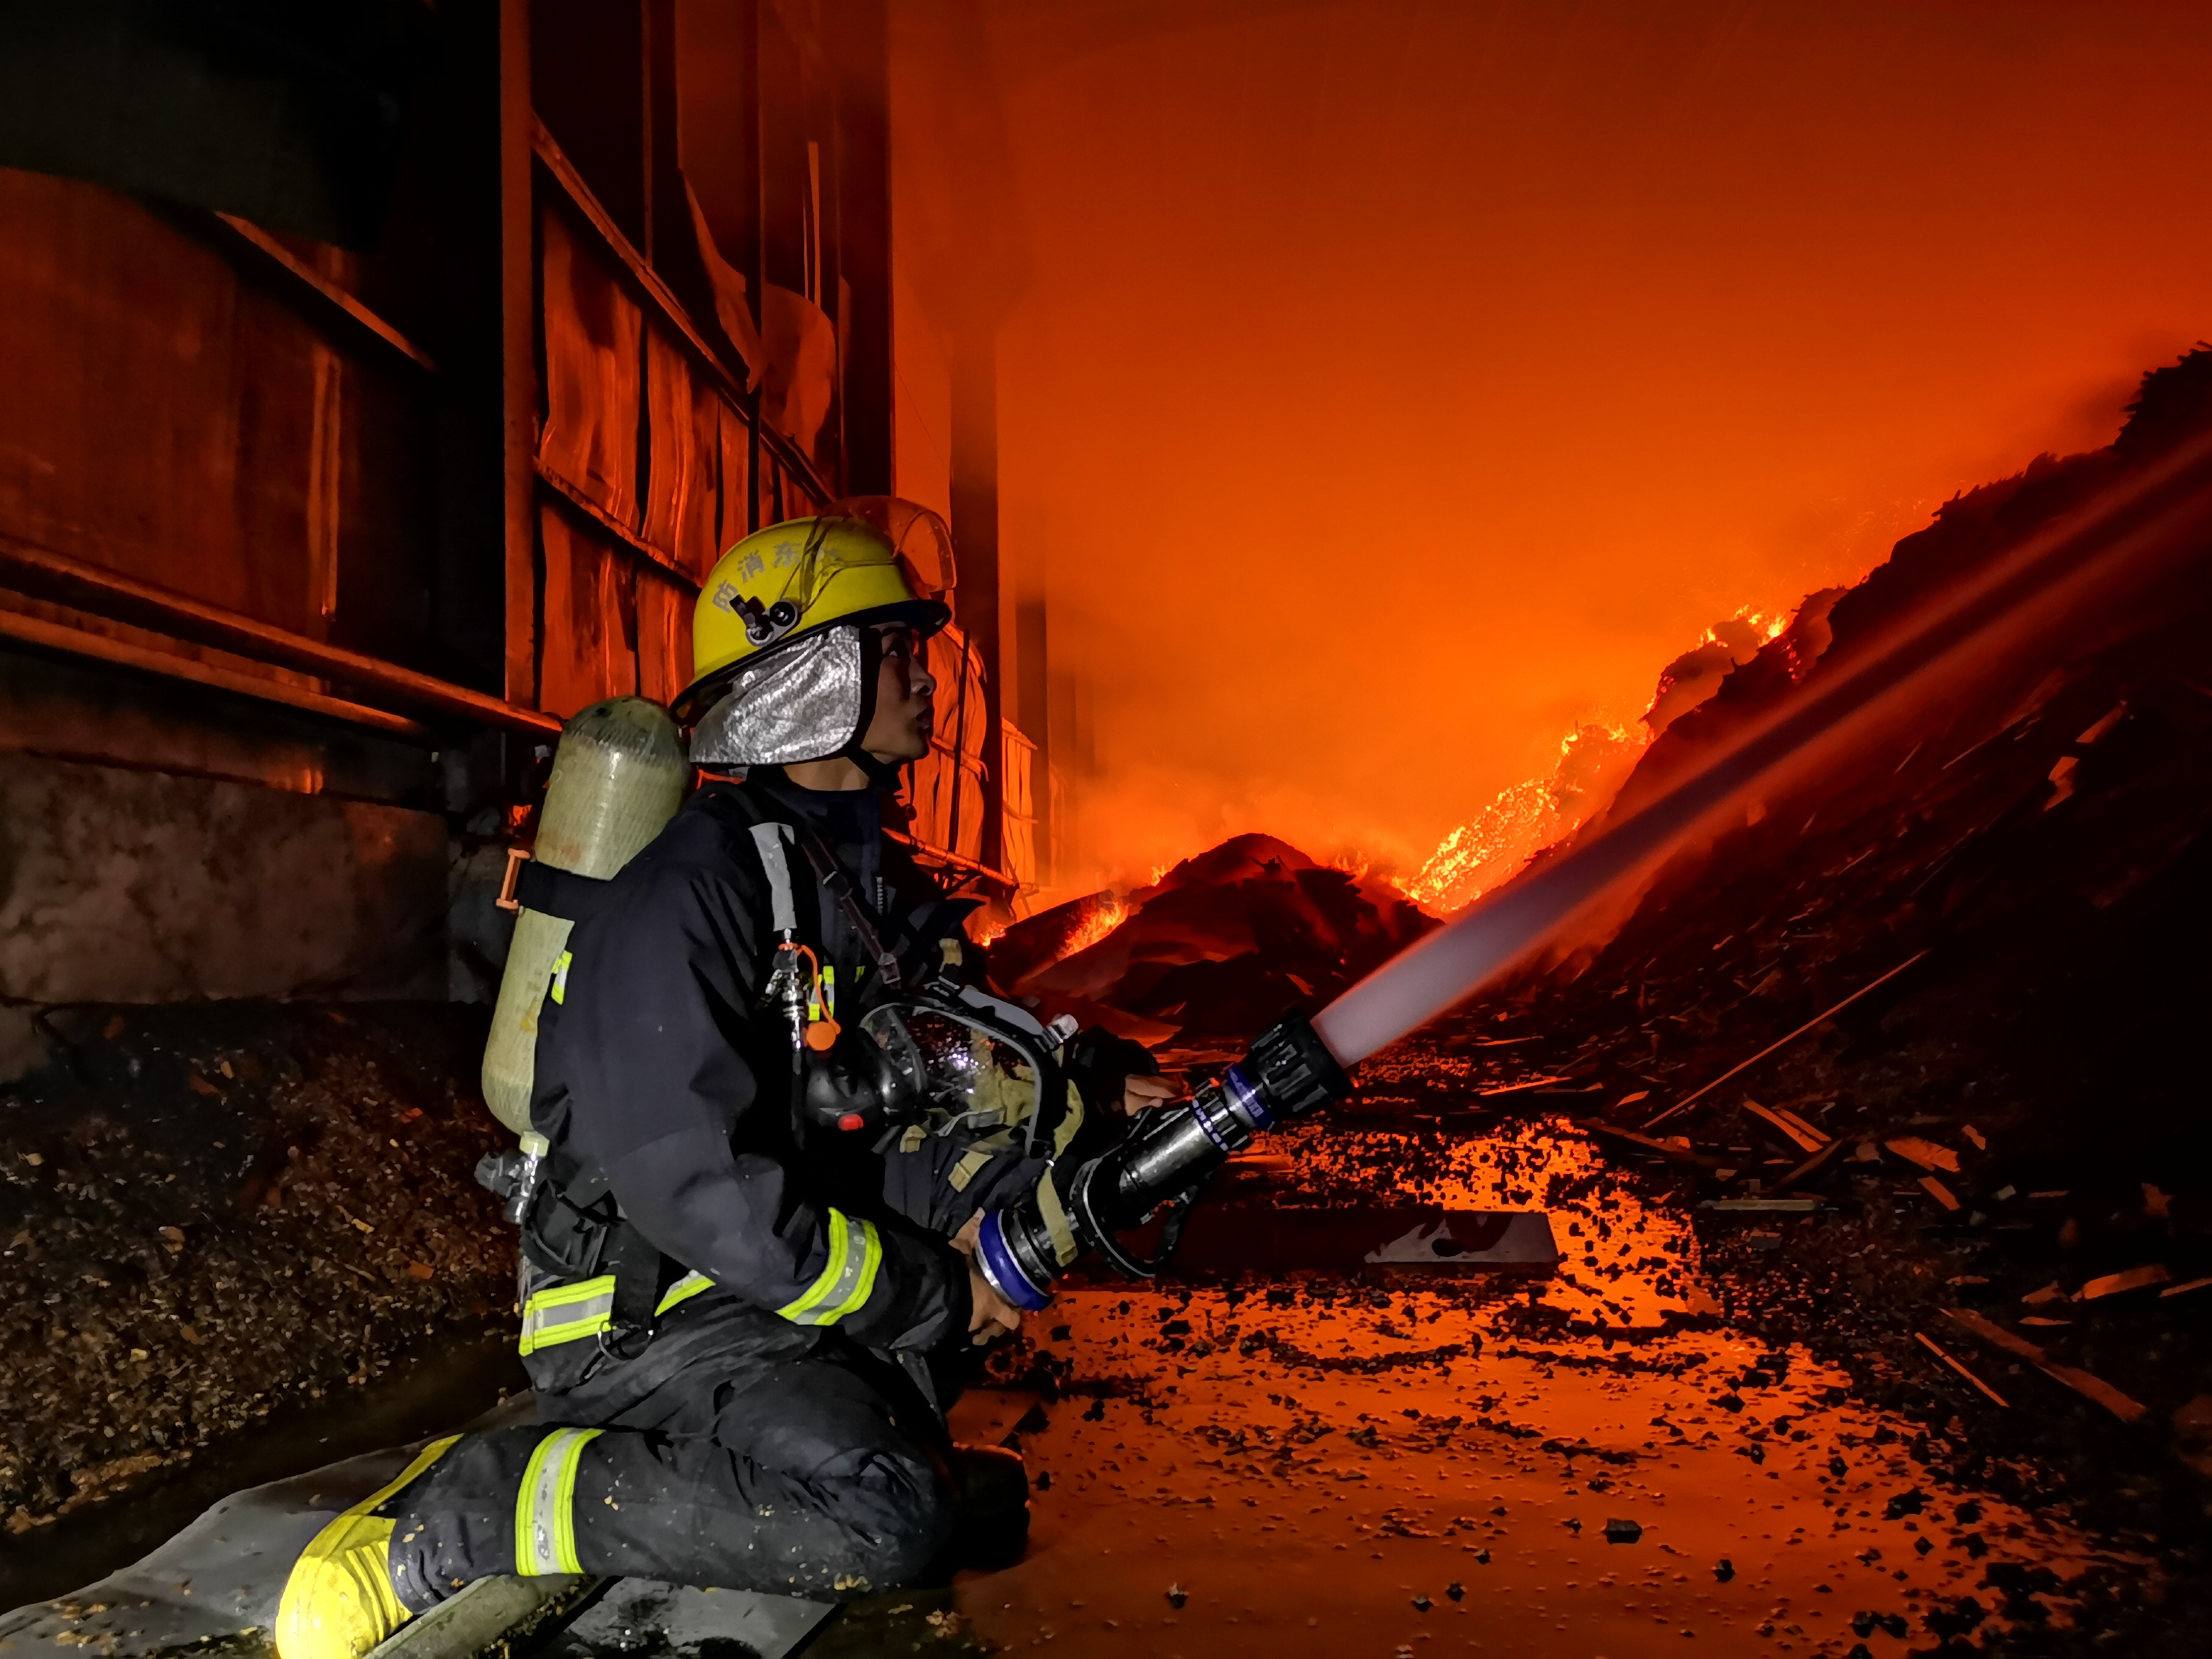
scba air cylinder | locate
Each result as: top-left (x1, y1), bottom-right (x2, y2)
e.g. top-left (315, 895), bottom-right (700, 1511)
top-left (480, 697), bottom-right (690, 1134)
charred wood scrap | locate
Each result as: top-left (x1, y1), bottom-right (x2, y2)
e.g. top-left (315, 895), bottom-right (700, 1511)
top-left (1942, 1309), bottom-right (2145, 1424)
top-left (1643, 950), bottom-right (1931, 1130)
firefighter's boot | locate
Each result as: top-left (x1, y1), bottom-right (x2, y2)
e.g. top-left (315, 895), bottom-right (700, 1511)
top-left (275, 1436), bottom-right (460, 1659)
top-left (949, 1443), bottom-right (1029, 1570)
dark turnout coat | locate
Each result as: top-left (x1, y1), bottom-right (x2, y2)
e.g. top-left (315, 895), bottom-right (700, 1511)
top-left (387, 768), bottom-right (1160, 1604)
top-left (525, 768), bottom-right (1002, 1359)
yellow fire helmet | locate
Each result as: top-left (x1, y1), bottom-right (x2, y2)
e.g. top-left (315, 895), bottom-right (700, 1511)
top-left (673, 500), bottom-right (955, 768)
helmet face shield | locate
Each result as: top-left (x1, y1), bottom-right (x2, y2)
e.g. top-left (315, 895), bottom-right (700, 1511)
top-left (689, 625), bottom-right (868, 767)
top-left (826, 497), bottom-right (958, 600)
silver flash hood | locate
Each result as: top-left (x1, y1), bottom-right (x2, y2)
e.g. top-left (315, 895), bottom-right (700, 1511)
top-left (688, 625), bottom-right (868, 768)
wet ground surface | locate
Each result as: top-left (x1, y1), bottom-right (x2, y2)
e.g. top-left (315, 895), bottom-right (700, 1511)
top-left (904, 1018), bottom-right (2205, 1658)
top-left (947, 358), bottom-right (2212, 1656)
top-left (951, 1284), bottom-right (2123, 1657)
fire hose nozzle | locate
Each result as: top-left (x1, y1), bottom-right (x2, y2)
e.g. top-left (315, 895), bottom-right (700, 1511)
top-left (974, 1011), bottom-right (1352, 1312)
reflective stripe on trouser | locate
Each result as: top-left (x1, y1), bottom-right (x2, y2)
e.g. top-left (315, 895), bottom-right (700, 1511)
top-left (776, 1210), bottom-right (881, 1325)
top-left (384, 1303), bottom-right (956, 1608)
top-left (518, 1272), bottom-right (719, 1355)
top-left (518, 1276), bottom-right (614, 1355)
top-left (515, 1427), bottom-right (602, 1575)
top-left (520, 1234), bottom-right (868, 1357)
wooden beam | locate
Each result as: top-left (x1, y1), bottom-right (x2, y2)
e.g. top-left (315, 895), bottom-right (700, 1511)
top-left (1943, 1309), bottom-right (2147, 1423)
top-left (0, 534), bottom-right (561, 736)
top-left (534, 460), bottom-right (700, 593)
top-left (207, 213), bottom-right (438, 375)
top-left (882, 826), bottom-right (1017, 894)
top-left (1644, 950), bottom-right (1931, 1129)
top-left (0, 606), bottom-right (429, 741)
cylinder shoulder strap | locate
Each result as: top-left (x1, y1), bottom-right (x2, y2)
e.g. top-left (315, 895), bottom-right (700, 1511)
top-left (514, 857), bottom-right (613, 923)
top-left (710, 781), bottom-right (902, 984)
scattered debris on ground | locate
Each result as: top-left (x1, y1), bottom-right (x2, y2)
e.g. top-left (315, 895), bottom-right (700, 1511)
top-left (0, 1003), bottom-right (515, 1555)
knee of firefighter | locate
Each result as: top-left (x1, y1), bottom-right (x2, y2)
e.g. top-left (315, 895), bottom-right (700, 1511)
top-left (836, 1455), bottom-right (956, 1593)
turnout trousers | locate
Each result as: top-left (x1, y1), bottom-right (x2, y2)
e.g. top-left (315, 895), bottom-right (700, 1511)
top-left (384, 1290), bottom-right (956, 1609)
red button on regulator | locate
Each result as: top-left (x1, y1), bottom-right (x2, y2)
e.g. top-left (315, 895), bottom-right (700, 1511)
top-left (837, 1112), bottom-right (866, 1132)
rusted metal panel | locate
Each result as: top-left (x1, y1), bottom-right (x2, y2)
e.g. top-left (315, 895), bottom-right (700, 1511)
top-left (0, 170), bottom-right (425, 648)
top-left (640, 323), bottom-right (725, 582)
top-left (501, 0), bottom-right (540, 708)
top-left (537, 502), bottom-right (635, 718)
top-left (1001, 722), bottom-right (1037, 891)
top-left (907, 622), bottom-right (991, 866)
top-left (634, 568), bottom-right (691, 708)
top-left (716, 390), bottom-right (752, 552)
top-left (538, 201), bottom-right (643, 534)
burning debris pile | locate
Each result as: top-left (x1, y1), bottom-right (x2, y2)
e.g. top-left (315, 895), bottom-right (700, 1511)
top-left (1401, 606), bottom-right (1840, 918)
top-left (991, 834), bottom-right (1434, 1045)
top-left (1259, 346), bottom-right (2212, 1644)
top-left (1401, 720), bottom-right (1646, 914)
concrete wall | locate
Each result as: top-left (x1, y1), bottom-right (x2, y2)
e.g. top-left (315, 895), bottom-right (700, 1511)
top-left (0, 640), bottom-right (467, 1082)
top-left (0, 748), bottom-right (449, 1008)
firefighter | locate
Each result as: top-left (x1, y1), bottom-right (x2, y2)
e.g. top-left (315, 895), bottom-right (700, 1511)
top-left (275, 511), bottom-right (1163, 1659)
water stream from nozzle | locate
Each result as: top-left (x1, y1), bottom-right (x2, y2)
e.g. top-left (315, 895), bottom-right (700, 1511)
top-left (1312, 427), bottom-right (2212, 1070)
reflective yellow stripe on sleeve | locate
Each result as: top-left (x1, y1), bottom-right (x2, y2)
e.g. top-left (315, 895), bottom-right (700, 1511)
top-left (776, 1208), bottom-right (882, 1326)
top-left (515, 1426), bottom-right (601, 1575)
top-left (550, 950), bottom-right (573, 1004)
top-left (517, 1275), bottom-right (614, 1355)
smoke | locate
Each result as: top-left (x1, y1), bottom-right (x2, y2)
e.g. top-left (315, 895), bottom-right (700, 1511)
top-left (892, 2), bottom-right (2212, 897)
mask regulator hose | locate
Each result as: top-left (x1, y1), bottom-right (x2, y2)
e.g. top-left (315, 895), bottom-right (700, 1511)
top-left (974, 1011), bottom-right (1351, 1312)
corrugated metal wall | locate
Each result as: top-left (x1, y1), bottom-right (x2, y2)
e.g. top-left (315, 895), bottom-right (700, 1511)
top-left (0, 0), bottom-right (1036, 1039)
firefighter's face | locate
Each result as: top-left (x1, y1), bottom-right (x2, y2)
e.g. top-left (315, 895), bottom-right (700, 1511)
top-left (860, 625), bottom-right (936, 763)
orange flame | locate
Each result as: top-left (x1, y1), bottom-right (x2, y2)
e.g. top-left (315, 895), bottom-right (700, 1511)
top-left (1399, 718), bottom-right (1647, 914)
top-left (1406, 600), bottom-right (1808, 914)
top-left (1064, 893), bottom-right (1127, 956)
top-left (1709, 605), bottom-right (1791, 648)
top-left (1398, 778), bottom-right (1562, 913)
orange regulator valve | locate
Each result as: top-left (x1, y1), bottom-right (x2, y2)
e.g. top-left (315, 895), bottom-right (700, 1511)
top-left (763, 936), bottom-right (821, 1052)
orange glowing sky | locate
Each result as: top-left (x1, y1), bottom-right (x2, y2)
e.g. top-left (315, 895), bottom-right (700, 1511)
top-left (898, 1), bottom-right (2212, 892)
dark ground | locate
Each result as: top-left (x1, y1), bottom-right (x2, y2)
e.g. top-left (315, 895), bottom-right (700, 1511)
top-left (0, 1002), bottom-right (524, 1609)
